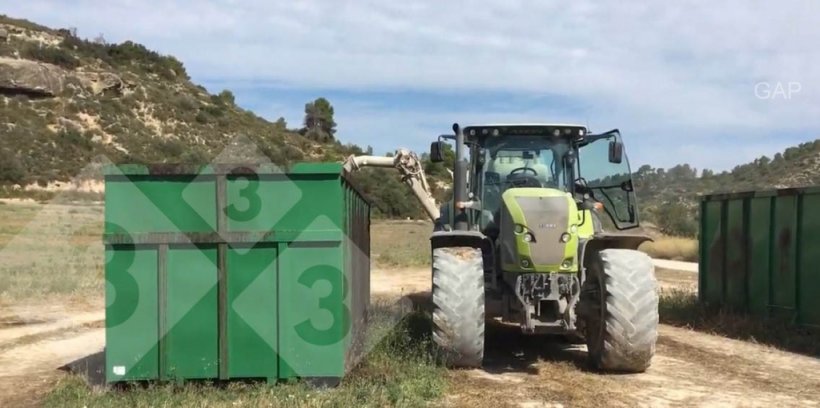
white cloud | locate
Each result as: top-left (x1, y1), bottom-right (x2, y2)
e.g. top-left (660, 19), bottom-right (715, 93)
top-left (5, 1), bottom-right (820, 170)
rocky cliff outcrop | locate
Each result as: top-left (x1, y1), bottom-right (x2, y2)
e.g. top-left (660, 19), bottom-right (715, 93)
top-left (0, 57), bottom-right (64, 97)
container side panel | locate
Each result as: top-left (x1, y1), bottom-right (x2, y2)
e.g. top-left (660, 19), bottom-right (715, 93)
top-left (227, 245), bottom-right (279, 379)
top-left (747, 198), bottom-right (772, 315)
top-left (274, 176), bottom-right (344, 232)
top-left (770, 196), bottom-right (797, 316)
top-left (166, 246), bottom-right (219, 379)
top-left (278, 242), bottom-right (347, 379)
top-left (798, 193), bottom-right (820, 326)
top-left (105, 247), bottom-right (159, 382)
top-left (225, 176), bottom-right (303, 232)
top-left (344, 188), bottom-right (370, 370)
top-left (343, 186), bottom-right (352, 355)
top-left (702, 200), bottom-right (724, 304)
top-left (725, 199), bottom-right (748, 310)
top-left (105, 178), bottom-right (216, 234)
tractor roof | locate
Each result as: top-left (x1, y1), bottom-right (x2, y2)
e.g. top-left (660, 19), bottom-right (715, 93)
top-left (462, 123), bottom-right (588, 142)
top-left (466, 123), bottom-right (586, 128)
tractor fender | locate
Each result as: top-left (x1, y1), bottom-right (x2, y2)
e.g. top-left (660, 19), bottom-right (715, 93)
top-left (430, 230), bottom-right (487, 250)
top-left (579, 233), bottom-right (653, 282)
top-left (430, 230), bottom-right (493, 275)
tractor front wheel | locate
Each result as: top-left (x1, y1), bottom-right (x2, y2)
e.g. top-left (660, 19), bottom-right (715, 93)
top-left (583, 248), bottom-right (658, 372)
top-left (431, 246), bottom-right (485, 368)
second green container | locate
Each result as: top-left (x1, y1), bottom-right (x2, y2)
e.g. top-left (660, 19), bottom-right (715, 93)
top-left (699, 186), bottom-right (820, 327)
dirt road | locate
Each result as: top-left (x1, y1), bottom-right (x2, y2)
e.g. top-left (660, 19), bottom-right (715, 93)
top-left (0, 303), bottom-right (105, 407)
top-left (652, 259), bottom-right (698, 273)
top-left (374, 266), bottom-right (820, 407)
top-left (1, 265), bottom-right (817, 407)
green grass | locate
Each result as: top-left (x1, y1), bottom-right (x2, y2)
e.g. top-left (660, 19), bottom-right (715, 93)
top-left (659, 288), bottom-right (820, 357)
top-left (44, 305), bottom-right (446, 408)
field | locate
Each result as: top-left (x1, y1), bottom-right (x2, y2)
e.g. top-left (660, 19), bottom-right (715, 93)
top-left (638, 237), bottom-right (698, 262)
top-left (1, 201), bottom-right (819, 407)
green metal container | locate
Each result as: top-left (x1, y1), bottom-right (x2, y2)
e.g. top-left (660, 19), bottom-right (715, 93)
top-left (699, 186), bottom-right (820, 327)
top-left (103, 163), bottom-right (371, 384)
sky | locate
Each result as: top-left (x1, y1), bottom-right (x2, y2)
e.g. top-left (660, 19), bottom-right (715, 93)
top-left (5, 1), bottom-right (820, 171)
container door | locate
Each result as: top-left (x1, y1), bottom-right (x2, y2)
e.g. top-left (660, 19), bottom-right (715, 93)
top-left (165, 246), bottom-right (219, 379)
top-left (278, 241), bottom-right (347, 379)
top-left (105, 247), bottom-right (159, 382)
top-left (771, 196), bottom-right (797, 318)
top-left (798, 193), bottom-right (820, 326)
top-left (747, 197), bottom-right (772, 315)
top-left (227, 244), bottom-right (279, 379)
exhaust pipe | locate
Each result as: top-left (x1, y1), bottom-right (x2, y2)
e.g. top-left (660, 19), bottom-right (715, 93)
top-left (452, 123), bottom-right (469, 231)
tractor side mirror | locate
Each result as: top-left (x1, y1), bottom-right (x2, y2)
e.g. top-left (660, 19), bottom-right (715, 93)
top-left (430, 141), bottom-right (445, 163)
top-left (608, 141), bottom-right (623, 164)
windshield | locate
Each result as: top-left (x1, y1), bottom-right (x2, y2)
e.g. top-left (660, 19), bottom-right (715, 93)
top-left (480, 135), bottom-right (571, 216)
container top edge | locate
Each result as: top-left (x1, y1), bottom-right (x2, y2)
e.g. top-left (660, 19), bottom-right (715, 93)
top-left (699, 185), bottom-right (820, 201)
top-left (103, 162), bottom-right (345, 176)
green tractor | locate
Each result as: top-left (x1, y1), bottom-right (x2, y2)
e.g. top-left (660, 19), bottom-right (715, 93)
top-left (344, 123), bottom-right (658, 372)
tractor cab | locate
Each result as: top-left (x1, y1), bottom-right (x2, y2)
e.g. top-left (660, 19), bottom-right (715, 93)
top-left (464, 125), bottom-right (580, 227)
top-left (435, 124), bottom-right (640, 235)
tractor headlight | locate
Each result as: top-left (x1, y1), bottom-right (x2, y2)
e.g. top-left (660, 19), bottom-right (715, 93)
top-left (514, 224), bottom-right (524, 234)
top-left (521, 259), bottom-right (531, 268)
top-left (570, 225), bottom-right (578, 234)
top-left (561, 259), bottom-right (573, 269)
top-left (523, 233), bottom-right (534, 243)
top-left (560, 233), bottom-right (571, 243)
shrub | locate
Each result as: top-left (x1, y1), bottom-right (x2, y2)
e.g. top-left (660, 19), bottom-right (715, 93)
top-left (216, 90), bottom-right (235, 106)
top-left (57, 129), bottom-right (93, 151)
top-left (653, 201), bottom-right (698, 237)
top-left (180, 148), bottom-right (211, 164)
top-left (194, 111), bottom-right (209, 124)
top-left (21, 44), bottom-right (79, 69)
top-left (0, 149), bottom-right (27, 184)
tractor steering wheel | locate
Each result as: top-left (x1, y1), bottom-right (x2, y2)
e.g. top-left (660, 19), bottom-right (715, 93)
top-left (506, 167), bottom-right (542, 188)
top-left (509, 167), bottom-right (538, 176)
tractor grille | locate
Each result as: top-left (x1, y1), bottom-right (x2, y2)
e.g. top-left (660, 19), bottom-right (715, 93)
top-left (515, 196), bottom-right (569, 266)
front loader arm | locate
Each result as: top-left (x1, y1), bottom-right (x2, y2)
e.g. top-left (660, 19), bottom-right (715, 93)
top-left (342, 149), bottom-right (441, 222)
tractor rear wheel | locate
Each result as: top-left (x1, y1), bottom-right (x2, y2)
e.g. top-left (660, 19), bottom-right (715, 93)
top-left (431, 246), bottom-right (485, 368)
top-left (583, 248), bottom-right (658, 372)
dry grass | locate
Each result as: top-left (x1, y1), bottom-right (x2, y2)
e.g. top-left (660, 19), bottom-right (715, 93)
top-left (44, 302), bottom-right (446, 408)
top-left (639, 236), bottom-right (698, 262)
top-left (655, 268), bottom-right (698, 291)
top-left (371, 220), bottom-right (431, 268)
top-left (659, 288), bottom-right (820, 357)
top-left (0, 202), bottom-right (104, 305)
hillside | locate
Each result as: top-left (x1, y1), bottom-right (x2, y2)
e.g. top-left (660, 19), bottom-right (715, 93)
top-left (635, 139), bottom-right (820, 236)
top-left (0, 15), bottom-right (444, 217)
top-left (0, 16), bottom-right (327, 180)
